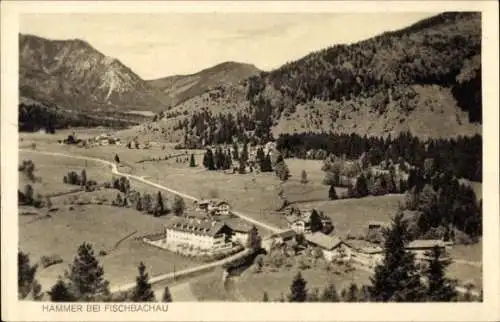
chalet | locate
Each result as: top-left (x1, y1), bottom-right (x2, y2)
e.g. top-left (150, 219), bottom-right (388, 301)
top-left (348, 240), bottom-right (385, 268)
top-left (305, 232), bottom-right (352, 262)
top-left (285, 215), bottom-right (310, 234)
top-left (164, 217), bottom-right (233, 254)
top-left (285, 210), bottom-right (312, 234)
top-left (194, 199), bottom-right (231, 215)
top-left (224, 218), bottom-right (252, 245)
top-left (262, 229), bottom-right (297, 252)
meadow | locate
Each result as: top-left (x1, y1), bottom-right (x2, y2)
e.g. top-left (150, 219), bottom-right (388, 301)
top-left (19, 151), bottom-right (113, 196)
top-left (297, 194), bottom-right (406, 238)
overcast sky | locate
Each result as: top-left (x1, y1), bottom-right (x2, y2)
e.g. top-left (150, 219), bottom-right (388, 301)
top-left (20, 12), bottom-right (438, 80)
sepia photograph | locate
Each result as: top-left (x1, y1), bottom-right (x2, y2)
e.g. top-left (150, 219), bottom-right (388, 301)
top-left (1, 1), bottom-right (499, 321)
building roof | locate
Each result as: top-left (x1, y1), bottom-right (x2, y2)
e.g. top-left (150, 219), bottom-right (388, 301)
top-left (183, 211), bottom-right (210, 220)
top-left (305, 232), bottom-right (344, 250)
top-left (165, 217), bottom-right (227, 237)
top-left (270, 229), bottom-right (297, 240)
top-left (224, 218), bottom-right (252, 233)
top-left (407, 239), bottom-right (446, 249)
top-left (368, 220), bottom-right (389, 227)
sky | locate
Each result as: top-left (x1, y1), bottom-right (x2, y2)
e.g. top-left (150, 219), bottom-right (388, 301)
top-left (20, 12), bottom-right (439, 80)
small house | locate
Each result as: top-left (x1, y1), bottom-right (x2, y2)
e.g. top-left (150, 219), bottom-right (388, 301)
top-left (225, 219), bottom-right (252, 245)
top-left (262, 229), bottom-right (297, 252)
top-left (305, 232), bottom-right (352, 262)
top-left (285, 210), bottom-right (312, 234)
top-left (406, 239), bottom-right (448, 261)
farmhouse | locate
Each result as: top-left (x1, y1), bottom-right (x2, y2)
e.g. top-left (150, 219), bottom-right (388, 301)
top-left (285, 214), bottom-right (310, 234)
top-left (406, 239), bottom-right (449, 261)
top-left (93, 134), bottom-right (121, 146)
top-left (224, 218), bottom-right (252, 245)
top-left (284, 208), bottom-right (332, 234)
top-left (348, 241), bottom-right (384, 268)
top-left (194, 199), bottom-right (231, 215)
top-left (305, 232), bottom-right (352, 262)
top-left (262, 229), bottom-right (297, 252)
top-left (164, 217), bottom-right (233, 253)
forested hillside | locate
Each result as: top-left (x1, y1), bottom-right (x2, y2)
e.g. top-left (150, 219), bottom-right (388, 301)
top-left (142, 12), bottom-right (481, 145)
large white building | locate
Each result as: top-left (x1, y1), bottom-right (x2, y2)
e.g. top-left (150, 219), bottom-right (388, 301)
top-left (164, 217), bottom-right (233, 253)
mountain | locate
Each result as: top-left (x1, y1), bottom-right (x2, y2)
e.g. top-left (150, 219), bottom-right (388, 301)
top-left (132, 12), bottom-right (481, 144)
top-left (19, 34), bottom-right (167, 113)
top-left (147, 61), bottom-right (261, 107)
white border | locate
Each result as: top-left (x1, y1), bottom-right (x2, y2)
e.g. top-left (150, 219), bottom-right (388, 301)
top-left (2, 1), bottom-right (499, 321)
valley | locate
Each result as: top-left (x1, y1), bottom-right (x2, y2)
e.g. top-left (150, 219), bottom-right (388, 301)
top-left (16, 11), bottom-right (484, 304)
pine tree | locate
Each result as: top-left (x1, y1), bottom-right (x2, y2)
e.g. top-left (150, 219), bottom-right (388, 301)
top-left (162, 286), bottom-right (173, 302)
top-left (262, 291), bottom-right (269, 302)
top-left (154, 191), bottom-right (165, 216)
top-left (300, 170), bottom-right (308, 184)
top-left (225, 150), bottom-right (232, 170)
top-left (65, 242), bottom-right (110, 301)
top-left (354, 173), bottom-right (369, 198)
top-left (369, 211), bottom-right (425, 302)
top-left (341, 283), bottom-right (360, 302)
top-left (189, 154), bottom-right (196, 167)
top-left (308, 288), bottom-right (320, 302)
top-left (241, 142), bottom-right (249, 163)
top-left (114, 154), bottom-right (120, 164)
top-left (48, 279), bottom-right (75, 302)
top-left (275, 159), bottom-right (290, 182)
top-left (203, 148), bottom-right (215, 170)
top-left (424, 246), bottom-right (457, 301)
top-left (232, 142), bottom-right (239, 161)
top-left (24, 184), bottom-right (34, 205)
top-left (247, 225), bottom-right (262, 252)
top-left (321, 282), bottom-right (340, 302)
top-left (309, 209), bottom-right (323, 233)
top-left (18, 251), bottom-right (39, 299)
top-left (328, 184), bottom-right (338, 200)
top-left (131, 262), bottom-right (155, 302)
top-left (172, 196), bottom-right (186, 216)
top-left (135, 195), bottom-right (143, 212)
top-left (278, 292), bottom-right (285, 302)
top-left (256, 147), bottom-right (265, 163)
top-left (80, 169), bottom-right (87, 186)
top-left (288, 272), bottom-right (308, 302)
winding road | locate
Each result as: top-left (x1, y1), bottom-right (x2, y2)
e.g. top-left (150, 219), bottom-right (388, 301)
top-left (20, 148), bottom-right (282, 293)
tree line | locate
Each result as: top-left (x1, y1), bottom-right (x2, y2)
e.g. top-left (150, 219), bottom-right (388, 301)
top-left (19, 103), bottom-right (138, 132)
top-left (277, 131), bottom-right (482, 182)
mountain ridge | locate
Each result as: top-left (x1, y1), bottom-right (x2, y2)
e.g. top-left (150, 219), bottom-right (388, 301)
top-left (127, 11), bottom-right (481, 144)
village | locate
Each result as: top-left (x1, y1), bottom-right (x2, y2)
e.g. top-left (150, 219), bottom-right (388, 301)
top-left (48, 130), bottom-right (458, 271)
top-left (17, 126), bottom-right (483, 302)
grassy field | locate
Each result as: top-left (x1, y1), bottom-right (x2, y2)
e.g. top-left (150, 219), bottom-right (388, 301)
top-left (297, 194), bottom-right (405, 238)
top-left (19, 151), bottom-right (113, 196)
top-left (19, 204), bottom-right (200, 292)
top-left (190, 267), bottom-right (236, 301)
top-left (449, 242), bottom-right (482, 262)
